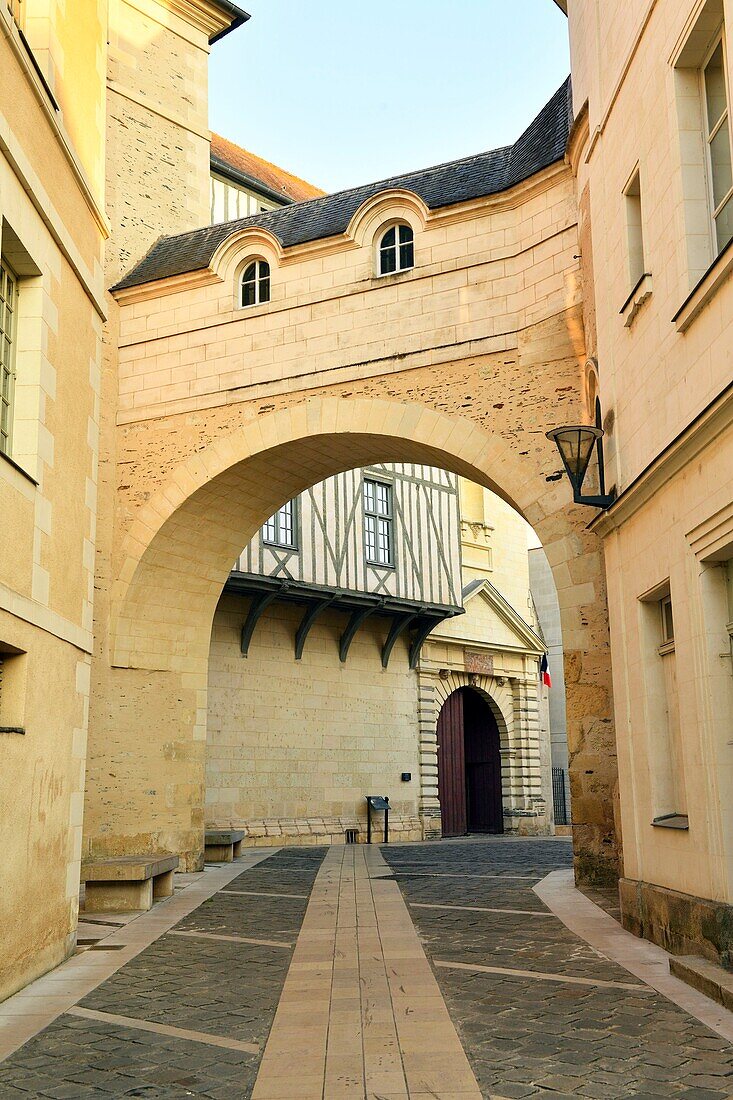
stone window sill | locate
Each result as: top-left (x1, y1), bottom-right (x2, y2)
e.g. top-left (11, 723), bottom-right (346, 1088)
top-left (0, 450), bottom-right (38, 488)
top-left (673, 237), bottom-right (733, 333)
top-left (620, 273), bottom-right (652, 328)
top-left (652, 813), bottom-right (689, 830)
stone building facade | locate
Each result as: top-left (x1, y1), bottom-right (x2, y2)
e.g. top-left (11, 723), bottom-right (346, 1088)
top-left (0, 0), bottom-right (107, 1002)
top-left (565, 0), bottom-right (733, 965)
top-left (206, 465), bottom-right (554, 844)
top-left (91, 71), bottom-right (619, 891)
top-left (2, 0), bottom-right (642, 1003)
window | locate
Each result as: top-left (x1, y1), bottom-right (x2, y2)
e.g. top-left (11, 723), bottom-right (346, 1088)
top-left (262, 500), bottom-right (296, 548)
top-left (363, 478), bottom-right (394, 566)
top-left (660, 594), bottom-right (674, 647)
top-left (624, 169), bottom-right (646, 288)
top-left (702, 35), bottom-right (733, 254)
top-left (378, 224), bottom-right (414, 276)
top-left (0, 643), bottom-right (27, 733)
top-left (8, 0), bottom-right (22, 26)
top-left (240, 259), bottom-right (270, 308)
top-left (639, 586), bottom-right (686, 821)
top-left (0, 257), bottom-right (18, 457)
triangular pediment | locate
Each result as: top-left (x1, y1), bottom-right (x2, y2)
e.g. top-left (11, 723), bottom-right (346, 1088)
top-left (429, 578), bottom-right (545, 654)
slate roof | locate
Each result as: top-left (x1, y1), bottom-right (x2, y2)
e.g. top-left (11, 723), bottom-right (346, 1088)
top-left (114, 77), bottom-right (572, 292)
top-left (211, 134), bottom-right (326, 204)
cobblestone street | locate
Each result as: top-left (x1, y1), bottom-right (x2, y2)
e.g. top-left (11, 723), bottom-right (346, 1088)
top-left (1, 839), bottom-right (732, 1098)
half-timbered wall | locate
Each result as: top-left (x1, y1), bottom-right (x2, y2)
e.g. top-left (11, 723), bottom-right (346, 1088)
top-left (233, 463), bottom-right (462, 610)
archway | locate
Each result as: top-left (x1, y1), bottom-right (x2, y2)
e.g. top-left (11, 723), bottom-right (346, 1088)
top-left (437, 687), bottom-right (504, 837)
top-left (86, 396), bottom-right (618, 885)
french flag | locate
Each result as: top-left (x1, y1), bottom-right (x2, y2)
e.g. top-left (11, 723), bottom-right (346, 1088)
top-left (540, 654), bottom-right (552, 688)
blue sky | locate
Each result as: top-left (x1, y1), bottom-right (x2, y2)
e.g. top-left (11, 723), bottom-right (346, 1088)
top-left (209, 1), bottom-right (570, 194)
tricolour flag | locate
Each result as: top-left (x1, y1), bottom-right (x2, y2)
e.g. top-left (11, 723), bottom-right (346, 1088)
top-left (540, 653), bottom-right (552, 688)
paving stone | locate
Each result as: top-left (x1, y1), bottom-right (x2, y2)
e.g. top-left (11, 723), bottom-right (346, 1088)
top-left (381, 838), bottom-right (733, 1100)
top-left (0, 847), bottom-right (326, 1099)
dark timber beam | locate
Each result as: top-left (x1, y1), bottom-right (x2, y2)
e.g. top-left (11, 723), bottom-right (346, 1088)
top-left (339, 603), bottom-right (382, 663)
top-left (240, 589), bottom-right (284, 656)
top-left (381, 611), bottom-right (420, 669)
top-left (409, 614), bottom-right (450, 670)
top-left (295, 595), bottom-right (340, 660)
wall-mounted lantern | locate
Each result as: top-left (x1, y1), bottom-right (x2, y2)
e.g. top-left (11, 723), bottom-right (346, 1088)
top-left (545, 424), bottom-right (616, 510)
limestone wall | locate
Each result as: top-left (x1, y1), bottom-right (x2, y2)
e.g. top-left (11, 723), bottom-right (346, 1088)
top-left (206, 595), bottom-right (422, 844)
top-left (0, 8), bottom-right (104, 999)
top-left (567, 0), bottom-right (733, 920)
top-left (105, 0), bottom-right (212, 283)
top-left (88, 150), bottom-right (619, 886)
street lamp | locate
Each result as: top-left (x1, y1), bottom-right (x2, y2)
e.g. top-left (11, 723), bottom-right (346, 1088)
top-left (545, 424), bottom-right (616, 510)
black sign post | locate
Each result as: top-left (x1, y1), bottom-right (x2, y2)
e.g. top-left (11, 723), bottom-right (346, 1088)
top-left (366, 795), bottom-right (390, 844)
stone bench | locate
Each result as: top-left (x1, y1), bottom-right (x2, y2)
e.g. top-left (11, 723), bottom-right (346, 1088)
top-left (205, 829), bottom-right (246, 863)
top-left (81, 854), bottom-right (179, 913)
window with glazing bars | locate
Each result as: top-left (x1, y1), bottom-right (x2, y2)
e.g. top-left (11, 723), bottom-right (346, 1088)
top-left (240, 259), bottom-right (270, 307)
top-left (262, 500), bottom-right (296, 548)
top-left (0, 259), bottom-right (17, 457)
top-left (363, 479), bottom-right (394, 566)
top-left (378, 224), bottom-right (414, 275)
top-left (702, 34), bottom-right (733, 254)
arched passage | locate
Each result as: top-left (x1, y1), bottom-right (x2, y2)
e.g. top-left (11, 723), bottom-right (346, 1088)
top-left (437, 687), bottom-right (505, 837)
top-left (87, 396), bottom-right (617, 884)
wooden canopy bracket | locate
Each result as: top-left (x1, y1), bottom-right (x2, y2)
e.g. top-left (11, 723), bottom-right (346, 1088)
top-left (240, 589), bottom-right (284, 656)
top-left (338, 602), bottom-right (382, 663)
top-left (408, 615), bottom-right (446, 670)
top-left (381, 611), bottom-right (421, 669)
top-left (295, 595), bottom-right (340, 660)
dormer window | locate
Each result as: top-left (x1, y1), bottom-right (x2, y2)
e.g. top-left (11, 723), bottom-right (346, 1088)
top-left (240, 259), bottom-right (270, 307)
top-left (378, 224), bottom-right (414, 276)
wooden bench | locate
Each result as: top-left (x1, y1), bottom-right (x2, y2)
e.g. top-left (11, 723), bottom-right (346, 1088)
top-left (205, 829), bottom-right (246, 863)
top-left (81, 854), bottom-right (179, 913)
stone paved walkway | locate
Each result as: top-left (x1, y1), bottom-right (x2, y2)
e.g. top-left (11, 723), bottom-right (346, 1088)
top-left (382, 839), bottom-right (733, 1099)
top-left (0, 838), bottom-right (732, 1098)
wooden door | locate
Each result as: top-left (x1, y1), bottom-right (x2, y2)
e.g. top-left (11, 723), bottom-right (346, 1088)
top-left (437, 690), bottom-right (467, 837)
top-left (464, 691), bottom-right (503, 834)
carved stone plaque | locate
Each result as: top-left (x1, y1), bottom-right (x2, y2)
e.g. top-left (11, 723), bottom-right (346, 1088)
top-left (464, 650), bottom-right (494, 676)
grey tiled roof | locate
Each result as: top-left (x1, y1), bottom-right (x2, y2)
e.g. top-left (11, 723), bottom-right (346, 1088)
top-left (113, 77), bottom-right (572, 292)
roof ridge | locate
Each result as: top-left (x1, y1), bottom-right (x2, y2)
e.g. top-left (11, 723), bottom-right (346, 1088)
top-left (141, 142), bottom-right (517, 252)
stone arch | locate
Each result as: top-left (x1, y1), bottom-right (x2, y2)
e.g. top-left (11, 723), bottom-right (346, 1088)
top-left (431, 673), bottom-right (513, 835)
top-left (435, 671), bottom-right (514, 743)
top-left (88, 395), bottom-right (615, 880)
top-left (110, 397), bottom-right (537, 671)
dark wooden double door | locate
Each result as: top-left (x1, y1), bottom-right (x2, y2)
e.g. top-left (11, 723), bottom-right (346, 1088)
top-left (437, 687), bottom-right (503, 837)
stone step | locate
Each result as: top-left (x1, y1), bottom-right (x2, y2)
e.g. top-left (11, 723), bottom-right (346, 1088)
top-left (669, 955), bottom-right (733, 1010)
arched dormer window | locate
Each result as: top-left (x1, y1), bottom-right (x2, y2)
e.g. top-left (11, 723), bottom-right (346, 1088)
top-left (377, 223), bottom-right (414, 275)
top-left (240, 259), bottom-right (270, 307)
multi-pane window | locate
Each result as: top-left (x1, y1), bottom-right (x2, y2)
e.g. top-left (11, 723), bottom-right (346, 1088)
top-left (702, 36), bottom-right (733, 254)
top-left (378, 224), bottom-right (414, 275)
top-left (0, 259), bottom-right (18, 457)
top-left (240, 259), bottom-right (270, 307)
top-left (262, 500), bottom-right (296, 548)
top-left (363, 478), bottom-right (394, 566)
